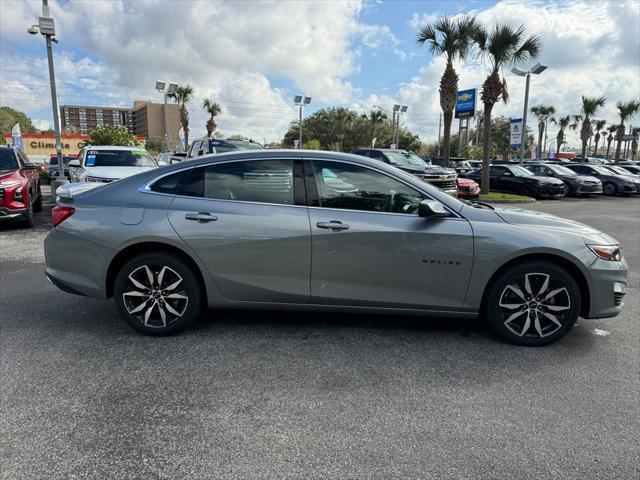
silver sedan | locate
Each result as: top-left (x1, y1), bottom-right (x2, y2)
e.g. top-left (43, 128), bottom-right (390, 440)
top-left (44, 150), bottom-right (628, 346)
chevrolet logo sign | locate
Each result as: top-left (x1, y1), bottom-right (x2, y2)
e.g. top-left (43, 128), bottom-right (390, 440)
top-left (458, 93), bottom-right (472, 101)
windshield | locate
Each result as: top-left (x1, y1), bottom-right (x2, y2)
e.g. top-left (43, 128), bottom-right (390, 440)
top-left (591, 165), bottom-right (616, 175)
top-left (511, 166), bottom-right (535, 176)
top-left (605, 166), bottom-right (632, 175)
top-left (49, 156), bottom-right (75, 165)
top-left (548, 164), bottom-right (577, 175)
top-left (85, 149), bottom-right (157, 167)
top-left (0, 149), bottom-right (19, 170)
top-left (385, 151), bottom-right (429, 168)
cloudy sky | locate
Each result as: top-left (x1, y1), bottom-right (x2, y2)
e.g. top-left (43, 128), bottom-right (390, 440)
top-left (1, 0), bottom-right (638, 147)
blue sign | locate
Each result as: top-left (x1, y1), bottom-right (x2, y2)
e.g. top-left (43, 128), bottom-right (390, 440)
top-left (509, 118), bottom-right (523, 148)
top-left (455, 89), bottom-right (476, 119)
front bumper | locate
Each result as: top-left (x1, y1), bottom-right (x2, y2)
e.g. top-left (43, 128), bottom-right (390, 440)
top-left (575, 184), bottom-right (603, 195)
top-left (457, 186), bottom-right (480, 198)
top-left (584, 257), bottom-right (628, 319)
top-left (0, 206), bottom-right (27, 220)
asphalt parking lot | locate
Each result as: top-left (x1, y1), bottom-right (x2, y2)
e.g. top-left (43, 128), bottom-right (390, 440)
top-left (1, 190), bottom-right (638, 479)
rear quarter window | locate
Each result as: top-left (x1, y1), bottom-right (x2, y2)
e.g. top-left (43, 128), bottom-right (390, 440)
top-left (149, 170), bottom-right (188, 194)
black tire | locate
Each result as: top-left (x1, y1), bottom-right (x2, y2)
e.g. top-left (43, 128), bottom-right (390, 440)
top-left (20, 194), bottom-right (35, 228)
top-left (520, 184), bottom-right (538, 198)
top-left (603, 182), bottom-right (617, 196)
top-left (34, 185), bottom-right (43, 212)
top-left (562, 184), bottom-right (570, 197)
top-left (114, 252), bottom-right (202, 335)
top-left (484, 261), bottom-right (581, 346)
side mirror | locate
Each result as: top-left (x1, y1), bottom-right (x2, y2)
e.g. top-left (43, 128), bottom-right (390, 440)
top-left (418, 199), bottom-right (450, 218)
top-left (68, 160), bottom-right (81, 167)
top-left (23, 163), bottom-right (39, 170)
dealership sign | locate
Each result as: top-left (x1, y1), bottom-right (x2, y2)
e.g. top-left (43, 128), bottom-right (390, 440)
top-left (455, 89), bottom-right (476, 119)
top-left (509, 118), bottom-right (523, 148)
top-left (11, 123), bottom-right (24, 150)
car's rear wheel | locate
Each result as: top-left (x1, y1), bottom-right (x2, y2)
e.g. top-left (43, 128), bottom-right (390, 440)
top-left (114, 252), bottom-right (202, 335)
top-left (484, 261), bottom-right (581, 346)
top-left (520, 184), bottom-right (538, 198)
top-left (603, 182), bottom-right (617, 196)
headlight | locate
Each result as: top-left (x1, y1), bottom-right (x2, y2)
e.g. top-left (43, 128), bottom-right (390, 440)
top-left (588, 245), bottom-right (622, 261)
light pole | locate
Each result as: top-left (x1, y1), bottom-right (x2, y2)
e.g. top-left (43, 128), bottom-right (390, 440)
top-left (512, 62), bottom-right (547, 163)
top-left (392, 105), bottom-right (407, 148)
top-left (156, 81), bottom-right (178, 150)
top-left (294, 95), bottom-right (311, 148)
top-left (28, 0), bottom-right (64, 193)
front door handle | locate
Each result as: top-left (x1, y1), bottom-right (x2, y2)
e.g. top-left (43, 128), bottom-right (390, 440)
top-left (185, 212), bottom-right (218, 223)
top-left (316, 221), bottom-right (349, 231)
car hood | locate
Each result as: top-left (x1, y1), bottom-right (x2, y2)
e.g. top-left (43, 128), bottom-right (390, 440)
top-left (493, 206), bottom-right (617, 243)
top-left (83, 166), bottom-right (155, 179)
top-left (0, 170), bottom-right (20, 183)
top-left (398, 165), bottom-right (456, 176)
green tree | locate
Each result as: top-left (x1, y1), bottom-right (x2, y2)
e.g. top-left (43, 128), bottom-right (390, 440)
top-left (167, 84), bottom-right (194, 147)
top-left (605, 124), bottom-right (617, 159)
top-left (592, 119), bottom-right (607, 155)
top-left (554, 115), bottom-right (577, 156)
top-left (475, 23), bottom-right (540, 193)
top-left (145, 137), bottom-right (165, 154)
top-left (0, 106), bottom-right (37, 133)
top-left (417, 15), bottom-right (480, 167)
top-left (87, 125), bottom-right (140, 146)
top-left (576, 96), bottom-right (606, 161)
top-left (303, 139), bottom-right (321, 150)
top-left (362, 110), bottom-right (387, 147)
top-left (613, 100), bottom-right (640, 163)
top-left (202, 98), bottom-right (222, 138)
top-left (530, 105), bottom-right (555, 160)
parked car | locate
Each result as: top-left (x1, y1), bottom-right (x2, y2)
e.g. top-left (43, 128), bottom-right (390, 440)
top-left (602, 165), bottom-right (640, 179)
top-left (352, 148), bottom-right (457, 194)
top-left (525, 162), bottom-right (602, 196)
top-left (564, 164), bottom-right (640, 196)
top-left (466, 164), bottom-right (566, 199)
top-left (617, 164), bottom-right (640, 175)
top-left (69, 146), bottom-right (158, 183)
top-left (467, 160), bottom-right (483, 170)
top-left (456, 177), bottom-right (480, 199)
top-left (0, 145), bottom-right (42, 227)
top-left (429, 157), bottom-right (474, 176)
top-left (169, 152), bottom-right (188, 164)
top-left (188, 138), bottom-right (264, 159)
top-left (47, 154), bottom-right (77, 182)
top-left (45, 150), bottom-right (627, 346)
top-left (156, 151), bottom-right (174, 166)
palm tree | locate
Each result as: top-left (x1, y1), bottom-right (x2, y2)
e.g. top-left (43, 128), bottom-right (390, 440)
top-left (605, 124), bottom-right (617, 160)
top-left (631, 126), bottom-right (640, 160)
top-left (554, 115), bottom-right (577, 156)
top-left (613, 100), bottom-right (640, 163)
top-left (591, 119), bottom-right (607, 156)
top-left (417, 15), bottom-right (480, 167)
top-left (202, 99), bottom-right (222, 138)
top-left (474, 23), bottom-right (540, 193)
top-left (578, 96), bottom-right (605, 162)
top-left (167, 84), bottom-right (194, 149)
top-left (364, 110), bottom-right (387, 147)
top-left (530, 105), bottom-right (555, 160)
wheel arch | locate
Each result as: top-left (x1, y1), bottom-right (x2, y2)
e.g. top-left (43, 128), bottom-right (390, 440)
top-left (105, 241), bottom-right (208, 301)
top-left (480, 253), bottom-right (590, 318)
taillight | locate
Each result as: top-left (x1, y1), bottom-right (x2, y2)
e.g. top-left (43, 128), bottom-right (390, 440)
top-left (51, 206), bottom-right (75, 228)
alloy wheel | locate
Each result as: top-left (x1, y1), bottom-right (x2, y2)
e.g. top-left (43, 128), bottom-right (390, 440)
top-left (122, 265), bottom-right (189, 328)
top-left (497, 272), bottom-right (571, 338)
top-left (603, 183), bottom-right (616, 195)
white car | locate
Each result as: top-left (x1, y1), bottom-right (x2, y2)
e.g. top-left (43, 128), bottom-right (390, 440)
top-left (69, 146), bottom-right (158, 183)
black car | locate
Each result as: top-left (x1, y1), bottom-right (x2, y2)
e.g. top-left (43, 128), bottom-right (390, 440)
top-left (188, 138), bottom-right (264, 159)
top-left (525, 162), bottom-right (602, 196)
top-left (565, 164), bottom-right (640, 196)
top-left (617, 164), bottom-right (640, 175)
top-left (466, 164), bottom-right (566, 198)
top-left (352, 148), bottom-right (457, 194)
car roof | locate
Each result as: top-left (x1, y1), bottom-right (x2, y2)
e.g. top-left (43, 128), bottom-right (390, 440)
top-left (83, 145), bottom-right (147, 151)
top-left (354, 148), bottom-right (408, 153)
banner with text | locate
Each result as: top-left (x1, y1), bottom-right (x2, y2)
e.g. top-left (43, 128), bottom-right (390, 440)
top-left (509, 118), bottom-right (523, 148)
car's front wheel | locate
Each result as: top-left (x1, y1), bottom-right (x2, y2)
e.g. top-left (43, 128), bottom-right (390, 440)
top-left (114, 252), bottom-right (202, 335)
top-left (520, 184), bottom-right (538, 198)
top-left (485, 261), bottom-right (581, 346)
top-left (603, 182), bottom-right (617, 196)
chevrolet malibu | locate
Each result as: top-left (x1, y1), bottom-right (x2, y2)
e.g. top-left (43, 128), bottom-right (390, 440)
top-left (44, 150), bottom-right (628, 346)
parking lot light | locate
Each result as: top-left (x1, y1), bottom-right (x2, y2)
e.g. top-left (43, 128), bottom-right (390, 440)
top-left (294, 95), bottom-right (311, 149)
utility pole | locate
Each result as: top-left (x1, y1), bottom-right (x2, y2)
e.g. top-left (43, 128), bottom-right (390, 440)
top-left (28, 0), bottom-right (64, 191)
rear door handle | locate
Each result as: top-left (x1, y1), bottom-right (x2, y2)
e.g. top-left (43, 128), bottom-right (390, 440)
top-left (185, 212), bottom-right (218, 223)
top-left (316, 221), bottom-right (349, 231)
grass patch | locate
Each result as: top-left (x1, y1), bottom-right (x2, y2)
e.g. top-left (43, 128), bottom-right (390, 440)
top-left (478, 192), bottom-right (532, 201)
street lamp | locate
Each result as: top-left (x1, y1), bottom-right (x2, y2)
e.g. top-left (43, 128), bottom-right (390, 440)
top-left (156, 80), bottom-right (178, 151)
top-left (294, 95), bottom-right (311, 149)
top-left (28, 0), bottom-right (65, 196)
top-left (512, 62), bottom-right (547, 163)
top-left (394, 105), bottom-right (408, 148)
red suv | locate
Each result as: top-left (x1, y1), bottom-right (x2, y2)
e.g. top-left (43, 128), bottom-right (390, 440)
top-left (0, 146), bottom-right (42, 227)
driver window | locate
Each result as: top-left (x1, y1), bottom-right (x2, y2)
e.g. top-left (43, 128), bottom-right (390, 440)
top-left (312, 160), bottom-right (424, 214)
